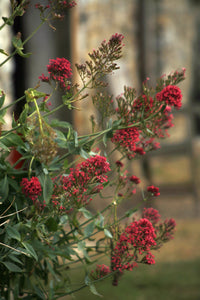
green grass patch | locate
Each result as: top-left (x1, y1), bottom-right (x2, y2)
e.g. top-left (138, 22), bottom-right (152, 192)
top-left (65, 259), bottom-right (200, 300)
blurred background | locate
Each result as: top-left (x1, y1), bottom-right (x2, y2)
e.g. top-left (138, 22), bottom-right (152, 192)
top-left (0, 0), bottom-right (200, 299)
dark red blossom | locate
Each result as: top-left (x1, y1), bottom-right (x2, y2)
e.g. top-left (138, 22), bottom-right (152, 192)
top-left (90, 264), bottom-right (111, 280)
top-left (141, 252), bottom-right (155, 265)
top-left (108, 33), bottom-right (124, 46)
top-left (129, 175), bottom-right (140, 184)
top-left (162, 218), bottom-right (176, 241)
top-left (115, 160), bottom-right (124, 168)
top-left (111, 218), bottom-right (157, 273)
top-left (21, 177), bottom-right (42, 201)
top-left (39, 57), bottom-right (72, 91)
top-left (142, 207), bottom-right (161, 225)
top-left (147, 185), bottom-right (160, 197)
top-left (111, 126), bottom-right (140, 158)
top-left (52, 155), bottom-right (110, 210)
top-left (156, 85), bottom-right (182, 109)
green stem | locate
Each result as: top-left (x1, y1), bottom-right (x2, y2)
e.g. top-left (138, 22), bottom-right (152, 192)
top-left (0, 125), bottom-right (21, 139)
top-left (0, 95), bottom-right (26, 113)
top-left (43, 79), bottom-right (93, 119)
top-left (32, 93), bottom-right (44, 136)
top-left (0, 18), bottom-right (47, 67)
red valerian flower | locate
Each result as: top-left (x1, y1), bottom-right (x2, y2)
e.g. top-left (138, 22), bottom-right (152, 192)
top-left (115, 160), bottom-right (124, 168)
top-left (21, 177), bottom-right (42, 201)
top-left (108, 33), bottom-right (124, 46)
top-left (141, 252), bottom-right (156, 265)
top-left (142, 207), bottom-right (161, 225)
top-left (129, 175), bottom-right (140, 184)
top-left (39, 57), bottom-right (72, 91)
top-left (111, 126), bottom-right (140, 158)
top-left (111, 218), bottom-right (157, 273)
top-left (52, 155), bottom-right (111, 210)
top-left (90, 264), bottom-right (111, 280)
top-left (162, 218), bottom-right (176, 241)
top-left (156, 85), bottom-right (182, 109)
top-left (147, 185), bottom-right (160, 197)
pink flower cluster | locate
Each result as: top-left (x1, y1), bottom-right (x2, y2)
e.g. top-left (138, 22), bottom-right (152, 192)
top-left (90, 264), bottom-right (111, 280)
top-left (21, 177), bottom-right (42, 201)
top-left (35, 0), bottom-right (77, 12)
top-left (111, 126), bottom-right (140, 159)
top-left (39, 57), bottom-right (72, 91)
top-left (129, 175), bottom-right (140, 184)
top-left (111, 218), bottom-right (157, 273)
top-left (52, 155), bottom-right (111, 210)
top-left (111, 82), bottom-right (183, 159)
top-left (147, 185), bottom-right (160, 197)
top-left (142, 208), bottom-right (176, 243)
top-left (142, 207), bottom-right (161, 225)
top-left (156, 85), bottom-right (182, 109)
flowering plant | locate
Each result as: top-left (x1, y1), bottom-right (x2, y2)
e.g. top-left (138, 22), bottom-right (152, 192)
top-left (0, 1), bottom-right (185, 299)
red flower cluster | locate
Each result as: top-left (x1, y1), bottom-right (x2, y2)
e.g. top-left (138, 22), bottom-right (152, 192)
top-left (129, 175), bottom-right (140, 184)
top-left (115, 160), bottom-right (124, 168)
top-left (108, 33), bottom-right (124, 46)
top-left (147, 185), bottom-right (160, 197)
top-left (156, 85), bottom-right (182, 109)
top-left (142, 207), bottom-right (161, 225)
top-left (35, 0), bottom-right (76, 12)
top-left (39, 57), bottom-right (72, 91)
top-left (90, 264), bottom-right (111, 280)
top-left (162, 218), bottom-right (176, 241)
top-left (52, 155), bottom-right (111, 210)
top-left (111, 126), bottom-right (140, 159)
top-left (111, 218), bottom-right (157, 273)
top-left (21, 177), bottom-right (42, 201)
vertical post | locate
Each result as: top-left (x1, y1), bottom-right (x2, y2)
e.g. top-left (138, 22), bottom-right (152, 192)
top-left (0, 0), bottom-right (13, 129)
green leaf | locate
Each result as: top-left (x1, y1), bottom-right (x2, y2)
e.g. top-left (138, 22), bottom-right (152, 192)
top-left (79, 207), bottom-right (93, 219)
top-left (59, 214), bottom-right (68, 225)
top-left (84, 221), bottom-right (95, 237)
top-left (18, 103), bottom-right (29, 124)
top-left (0, 141), bottom-right (9, 151)
top-left (3, 261), bottom-right (23, 272)
top-left (89, 284), bottom-right (103, 297)
top-left (0, 90), bottom-right (5, 108)
top-left (33, 285), bottom-right (46, 300)
top-left (0, 109), bottom-right (6, 125)
top-left (79, 148), bottom-right (91, 159)
top-left (104, 229), bottom-right (113, 239)
top-left (2, 16), bottom-right (14, 26)
top-left (45, 217), bottom-right (58, 232)
top-left (8, 255), bottom-right (23, 265)
top-left (54, 129), bottom-right (67, 148)
top-left (0, 49), bottom-right (9, 56)
top-left (0, 132), bottom-right (25, 148)
top-left (25, 88), bottom-right (46, 102)
top-left (74, 131), bottom-right (78, 147)
top-left (50, 119), bottom-right (72, 129)
top-left (0, 175), bottom-right (9, 201)
top-left (6, 225), bottom-right (21, 241)
top-left (43, 174), bottom-right (53, 204)
top-left (77, 241), bottom-right (91, 262)
top-left (12, 34), bottom-right (32, 58)
top-left (21, 242), bottom-right (38, 261)
top-left (95, 213), bottom-right (104, 229)
top-left (107, 118), bottom-right (113, 129)
top-left (125, 207), bottom-right (138, 217)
